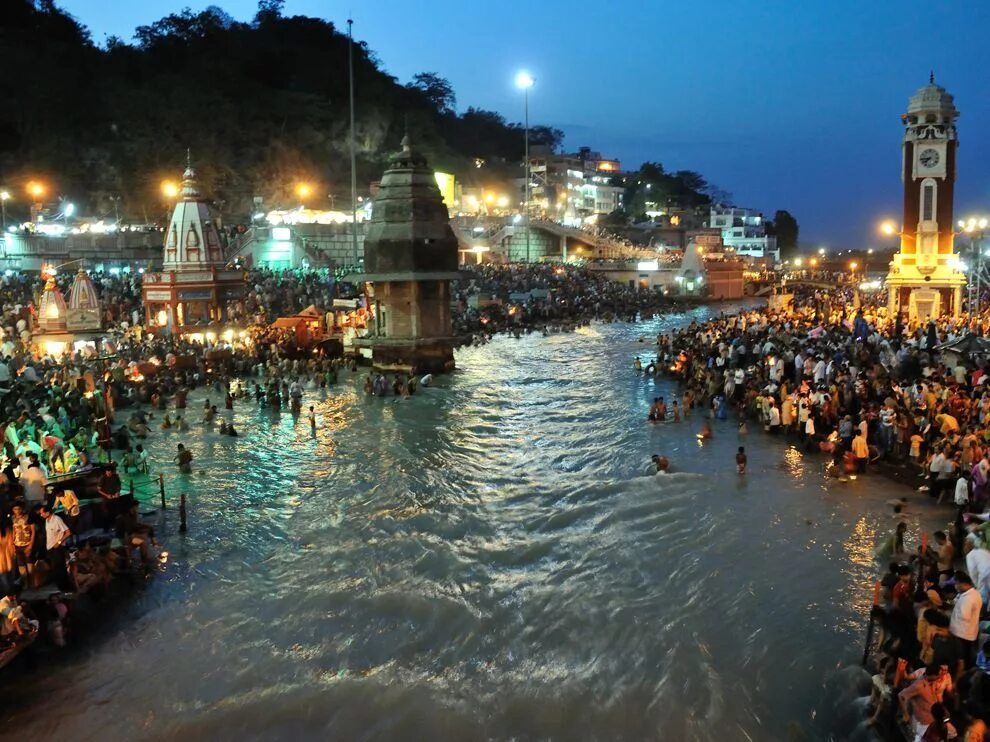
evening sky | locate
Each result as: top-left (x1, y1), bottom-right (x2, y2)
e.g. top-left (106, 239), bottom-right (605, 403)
top-left (59, 0), bottom-right (990, 251)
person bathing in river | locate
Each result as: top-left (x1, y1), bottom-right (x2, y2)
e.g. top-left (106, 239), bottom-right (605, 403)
top-left (174, 443), bottom-right (193, 474)
top-left (698, 420), bottom-right (713, 440)
top-left (651, 454), bottom-right (669, 473)
top-left (648, 397), bottom-right (666, 422)
top-left (736, 446), bottom-right (747, 474)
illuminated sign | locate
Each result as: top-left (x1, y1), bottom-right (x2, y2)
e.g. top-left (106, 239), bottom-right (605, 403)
top-left (434, 172), bottom-right (455, 207)
top-left (637, 260), bottom-right (659, 271)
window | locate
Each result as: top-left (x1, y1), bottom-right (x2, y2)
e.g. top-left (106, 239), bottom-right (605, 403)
top-left (922, 181), bottom-right (935, 221)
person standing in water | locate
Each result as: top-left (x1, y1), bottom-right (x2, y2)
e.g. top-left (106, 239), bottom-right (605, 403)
top-left (736, 446), bottom-right (747, 474)
top-left (174, 443), bottom-right (193, 474)
top-left (308, 405), bottom-right (317, 434)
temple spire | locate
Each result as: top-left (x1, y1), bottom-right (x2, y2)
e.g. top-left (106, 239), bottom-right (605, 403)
top-left (930, 70), bottom-right (935, 84)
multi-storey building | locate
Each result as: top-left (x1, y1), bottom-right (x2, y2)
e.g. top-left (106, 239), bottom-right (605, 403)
top-left (707, 205), bottom-right (779, 263)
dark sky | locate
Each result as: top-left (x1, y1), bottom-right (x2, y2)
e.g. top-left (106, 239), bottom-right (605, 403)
top-left (61, 0), bottom-right (990, 250)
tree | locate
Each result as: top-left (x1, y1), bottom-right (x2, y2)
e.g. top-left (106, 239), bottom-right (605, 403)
top-left (255, 0), bottom-right (284, 24)
top-left (770, 209), bottom-right (799, 255)
top-left (529, 125), bottom-right (564, 153)
top-left (408, 72), bottom-right (455, 114)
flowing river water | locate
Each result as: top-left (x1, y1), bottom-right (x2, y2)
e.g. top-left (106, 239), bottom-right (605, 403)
top-left (0, 303), bottom-right (947, 740)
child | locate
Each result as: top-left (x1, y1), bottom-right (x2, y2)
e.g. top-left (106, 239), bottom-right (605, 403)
top-left (736, 446), bottom-right (747, 474)
top-left (308, 405), bottom-right (317, 433)
top-left (672, 401), bottom-right (680, 422)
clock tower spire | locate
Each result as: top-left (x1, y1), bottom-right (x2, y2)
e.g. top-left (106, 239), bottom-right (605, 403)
top-left (886, 77), bottom-right (965, 321)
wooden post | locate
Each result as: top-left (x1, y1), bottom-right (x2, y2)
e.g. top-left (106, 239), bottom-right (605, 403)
top-left (159, 473), bottom-right (166, 510)
top-left (861, 580), bottom-right (882, 666)
top-left (179, 493), bottom-right (187, 534)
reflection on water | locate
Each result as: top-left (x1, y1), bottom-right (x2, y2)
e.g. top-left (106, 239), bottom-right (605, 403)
top-left (1, 305), bottom-right (944, 741)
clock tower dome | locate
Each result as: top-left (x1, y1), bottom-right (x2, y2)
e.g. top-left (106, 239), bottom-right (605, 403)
top-left (887, 75), bottom-right (966, 320)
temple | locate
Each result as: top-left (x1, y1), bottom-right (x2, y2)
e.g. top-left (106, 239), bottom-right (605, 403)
top-left (142, 159), bottom-right (244, 334)
top-left (34, 267), bottom-right (105, 356)
top-left (351, 135), bottom-right (463, 373)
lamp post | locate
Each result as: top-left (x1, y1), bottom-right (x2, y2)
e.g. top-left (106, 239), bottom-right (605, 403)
top-left (347, 18), bottom-right (359, 268)
top-left (516, 70), bottom-right (534, 263)
top-left (27, 181), bottom-right (45, 224)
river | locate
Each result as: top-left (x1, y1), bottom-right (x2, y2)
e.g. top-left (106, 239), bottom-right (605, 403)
top-left (0, 303), bottom-right (945, 740)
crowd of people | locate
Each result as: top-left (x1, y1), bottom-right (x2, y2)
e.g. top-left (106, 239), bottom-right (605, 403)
top-left (632, 286), bottom-right (990, 739)
top-left (9, 260), bottom-right (990, 736)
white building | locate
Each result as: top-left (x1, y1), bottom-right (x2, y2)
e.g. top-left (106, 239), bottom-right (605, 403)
top-left (707, 206), bottom-right (779, 263)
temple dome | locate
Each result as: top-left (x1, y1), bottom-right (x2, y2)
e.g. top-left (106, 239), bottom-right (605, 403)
top-left (163, 159), bottom-right (225, 270)
top-left (68, 269), bottom-right (99, 310)
top-left (38, 275), bottom-right (68, 333)
top-left (361, 134), bottom-right (459, 278)
top-left (66, 268), bottom-right (102, 331)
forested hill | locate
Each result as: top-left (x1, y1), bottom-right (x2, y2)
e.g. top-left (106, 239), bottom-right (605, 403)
top-left (0, 0), bottom-right (563, 221)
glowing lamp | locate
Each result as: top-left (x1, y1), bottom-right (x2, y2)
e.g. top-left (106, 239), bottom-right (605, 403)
top-left (161, 180), bottom-right (179, 199)
top-left (515, 71), bottom-right (535, 89)
top-left (156, 310), bottom-right (168, 326)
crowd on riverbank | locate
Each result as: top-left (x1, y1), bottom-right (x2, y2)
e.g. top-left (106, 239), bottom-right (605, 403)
top-left (638, 289), bottom-right (990, 740)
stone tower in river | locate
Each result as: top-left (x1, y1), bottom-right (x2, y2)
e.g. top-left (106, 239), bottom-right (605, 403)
top-left (352, 135), bottom-right (462, 373)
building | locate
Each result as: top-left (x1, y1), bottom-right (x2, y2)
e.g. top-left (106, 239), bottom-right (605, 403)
top-left (351, 135), bottom-right (463, 373)
top-left (886, 76), bottom-right (966, 320)
top-left (523, 145), bottom-right (624, 222)
top-left (141, 161), bottom-right (245, 334)
top-left (707, 206), bottom-right (779, 263)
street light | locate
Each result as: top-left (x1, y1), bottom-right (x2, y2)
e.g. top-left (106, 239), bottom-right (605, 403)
top-left (161, 180), bottom-right (178, 199)
top-left (516, 70), bottom-right (535, 263)
top-left (26, 181), bottom-right (45, 200)
top-left (818, 247), bottom-right (826, 256)
top-left (295, 182), bottom-right (312, 201)
top-left (880, 220), bottom-right (898, 237)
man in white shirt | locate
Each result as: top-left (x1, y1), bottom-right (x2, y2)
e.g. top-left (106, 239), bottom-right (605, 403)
top-left (965, 541), bottom-right (990, 605)
top-left (20, 461), bottom-right (47, 505)
top-left (40, 504), bottom-right (72, 590)
top-left (950, 571), bottom-right (983, 668)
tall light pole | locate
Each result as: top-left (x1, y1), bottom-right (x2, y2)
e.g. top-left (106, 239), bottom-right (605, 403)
top-left (516, 70), bottom-right (534, 263)
top-left (0, 191), bottom-right (9, 231)
top-left (348, 18), bottom-right (359, 268)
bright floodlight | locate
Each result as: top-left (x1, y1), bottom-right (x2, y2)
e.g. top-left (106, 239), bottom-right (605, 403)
top-left (0, 191), bottom-right (9, 201)
top-left (980, 218), bottom-right (989, 229)
top-left (515, 71), bottom-right (535, 89)
top-left (64, 202), bottom-right (75, 217)
top-left (161, 180), bottom-right (179, 199)
top-left (880, 220), bottom-right (897, 236)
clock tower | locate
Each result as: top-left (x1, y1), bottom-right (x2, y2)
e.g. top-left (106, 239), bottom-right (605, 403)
top-left (886, 75), bottom-right (965, 321)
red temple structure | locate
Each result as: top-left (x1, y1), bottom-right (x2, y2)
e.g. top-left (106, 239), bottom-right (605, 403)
top-left (142, 159), bottom-right (244, 334)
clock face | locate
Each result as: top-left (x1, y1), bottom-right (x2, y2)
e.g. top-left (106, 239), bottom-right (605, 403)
top-left (919, 148), bottom-right (940, 168)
